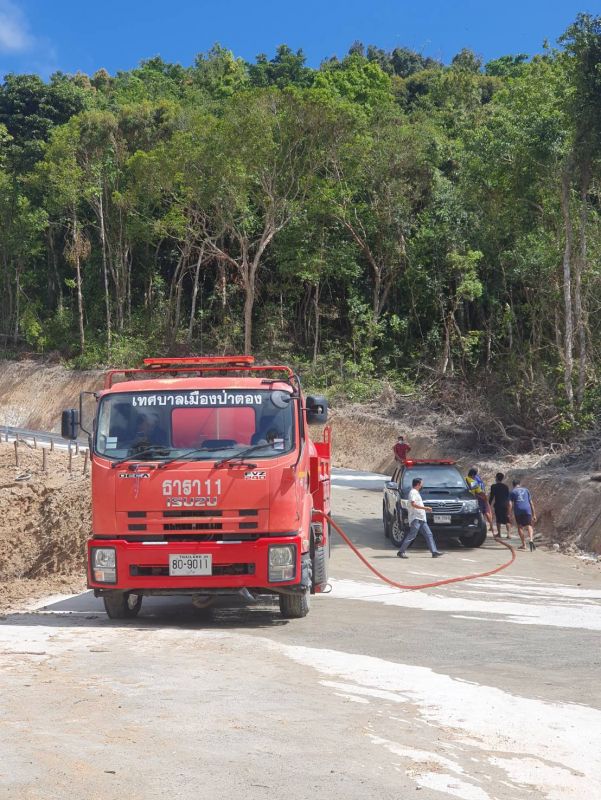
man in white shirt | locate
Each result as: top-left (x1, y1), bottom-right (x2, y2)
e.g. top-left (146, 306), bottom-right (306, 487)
top-left (397, 477), bottom-right (444, 559)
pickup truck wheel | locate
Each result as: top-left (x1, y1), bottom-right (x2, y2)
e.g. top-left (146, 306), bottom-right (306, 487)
top-left (459, 528), bottom-right (487, 548)
top-left (383, 502), bottom-right (391, 539)
top-left (390, 513), bottom-right (406, 547)
top-left (279, 589), bottom-right (310, 618)
top-left (103, 591), bottom-right (142, 619)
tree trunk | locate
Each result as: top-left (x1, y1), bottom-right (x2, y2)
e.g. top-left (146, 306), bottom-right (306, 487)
top-left (98, 192), bottom-right (112, 351)
top-left (368, 266), bottom-right (382, 349)
top-left (243, 272), bottom-right (255, 355)
top-left (560, 166), bottom-right (574, 411)
top-left (73, 210), bottom-right (85, 355)
top-left (313, 281), bottom-right (320, 364)
top-left (13, 262), bottom-right (20, 344)
top-left (441, 311), bottom-right (452, 376)
top-left (168, 247), bottom-right (188, 347)
top-left (48, 226), bottom-right (63, 312)
top-left (575, 170), bottom-right (590, 408)
top-left (188, 246), bottom-right (204, 345)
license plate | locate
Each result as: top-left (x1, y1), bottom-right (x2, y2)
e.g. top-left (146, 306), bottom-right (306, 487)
top-left (433, 515), bottom-right (452, 524)
top-left (169, 554), bottom-right (212, 576)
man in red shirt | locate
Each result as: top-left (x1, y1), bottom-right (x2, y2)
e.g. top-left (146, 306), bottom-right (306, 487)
top-left (393, 435), bottom-right (411, 463)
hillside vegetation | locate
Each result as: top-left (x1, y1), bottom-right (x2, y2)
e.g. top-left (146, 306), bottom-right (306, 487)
top-left (1, 16), bottom-right (601, 438)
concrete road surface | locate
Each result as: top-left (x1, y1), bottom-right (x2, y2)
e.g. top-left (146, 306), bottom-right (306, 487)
top-left (1, 480), bottom-right (600, 800)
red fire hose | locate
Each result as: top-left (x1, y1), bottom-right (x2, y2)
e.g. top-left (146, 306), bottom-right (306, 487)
top-left (317, 511), bottom-right (516, 591)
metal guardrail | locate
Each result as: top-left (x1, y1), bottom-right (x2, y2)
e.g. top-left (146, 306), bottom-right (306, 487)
top-left (2, 425), bottom-right (88, 450)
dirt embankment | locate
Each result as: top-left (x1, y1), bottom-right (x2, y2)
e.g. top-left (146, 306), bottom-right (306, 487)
top-left (0, 359), bottom-right (102, 431)
top-left (0, 440), bottom-right (90, 611)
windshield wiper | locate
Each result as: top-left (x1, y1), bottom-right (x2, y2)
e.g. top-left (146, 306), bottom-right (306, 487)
top-left (110, 446), bottom-right (172, 468)
top-left (215, 444), bottom-right (271, 469)
top-left (158, 446), bottom-right (231, 469)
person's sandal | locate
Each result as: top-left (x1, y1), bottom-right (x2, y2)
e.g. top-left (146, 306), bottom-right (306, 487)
top-left (517, 545), bottom-right (526, 550)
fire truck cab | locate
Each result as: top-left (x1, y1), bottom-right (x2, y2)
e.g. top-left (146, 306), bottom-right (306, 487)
top-left (61, 356), bottom-right (331, 619)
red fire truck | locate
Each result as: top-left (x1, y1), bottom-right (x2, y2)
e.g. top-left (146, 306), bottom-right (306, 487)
top-left (62, 356), bottom-right (331, 619)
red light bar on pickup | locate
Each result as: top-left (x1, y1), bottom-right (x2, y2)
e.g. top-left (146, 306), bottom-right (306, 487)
top-left (143, 356), bottom-right (256, 368)
top-left (404, 459), bottom-right (456, 466)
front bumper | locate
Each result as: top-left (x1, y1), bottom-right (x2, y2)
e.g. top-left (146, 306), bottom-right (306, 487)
top-left (401, 511), bottom-right (483, 537)
top-left (427, 513), bottom-right (482, 537)
top-left (87, 536), bottom-right (304, 592)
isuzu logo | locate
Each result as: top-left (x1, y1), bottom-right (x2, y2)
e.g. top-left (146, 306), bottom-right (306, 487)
top-left (166, 497), bottom-right (218, 508)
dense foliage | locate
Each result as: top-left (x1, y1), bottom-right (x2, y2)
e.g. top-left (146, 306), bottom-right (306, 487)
top-left (1, 17), bottom-right (601, 430)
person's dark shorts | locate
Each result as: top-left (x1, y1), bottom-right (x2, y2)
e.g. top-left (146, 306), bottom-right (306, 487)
top-left (494, 505), bottom-right (509, 525)
top-left (515, 512), bottom-right (532, 527)
top-left (477, 495), bottom-right (491, 515)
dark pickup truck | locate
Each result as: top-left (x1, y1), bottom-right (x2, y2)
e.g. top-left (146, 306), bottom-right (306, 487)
top-left (383, 460), bottom-right (487, 549)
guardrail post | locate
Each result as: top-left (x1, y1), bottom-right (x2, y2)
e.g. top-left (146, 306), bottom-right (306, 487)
top-left (75, 441), bottom-right (80, 455)
top-left (14, 440), bottom-right (19, 466)
top-left (83, 449), bottom-right (89, 475)
top-left (68, 445), bottom-right (73, 473)
top-left (42, 448), bottom-right (47, 472)
top-left (33, 436), bottom-right (37, 449)
top-left (50, 438), bottom-right (54, 452)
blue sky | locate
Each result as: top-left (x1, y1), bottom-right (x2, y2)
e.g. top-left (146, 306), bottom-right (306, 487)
top-left (0, 0), bottom-right (593, 78)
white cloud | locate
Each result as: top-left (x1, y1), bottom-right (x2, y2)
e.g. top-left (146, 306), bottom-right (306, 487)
top-left (0, 0), bottom-right (33, 54)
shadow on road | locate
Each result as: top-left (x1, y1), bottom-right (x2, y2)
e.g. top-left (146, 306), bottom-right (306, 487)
top-left (1, 591), bottom-right (291, 631)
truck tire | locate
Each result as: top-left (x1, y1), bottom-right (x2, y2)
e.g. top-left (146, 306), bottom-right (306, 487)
top-left (280, 553), bottom-right (311, 618)
top-left (390, 512), bottom-right (406, 548)
top-left (279, 589), bottom-right (310, 618)
top-left (459, 527), bottom-right (487, 548)
top-left (383, 502), bottom-right (391, 539)
top-left (103, 591), bottom-right (142, 619)
top-left (312, 544), bottom-right (328, 591)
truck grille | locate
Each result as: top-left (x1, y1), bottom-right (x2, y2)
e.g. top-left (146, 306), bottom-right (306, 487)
top-left (122, 508), bottom-right (262, 534)
top-left (163, 522), bottom-right (222, 531)
top-left (428, 501), bottom-right (464, 513)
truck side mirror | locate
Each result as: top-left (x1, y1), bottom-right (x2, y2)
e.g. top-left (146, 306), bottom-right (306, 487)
top-left (61, 408), bottom-right (79, 440)
top-left (306, 395), bottom-right (328, 424)
top-left (385, 481), bottom-right (399, 492)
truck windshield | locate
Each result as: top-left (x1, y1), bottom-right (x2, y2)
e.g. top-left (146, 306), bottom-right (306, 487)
top-left (95, 389), bottom-right (295, 461)
top-left (402, 467), bottom-right (466, 491)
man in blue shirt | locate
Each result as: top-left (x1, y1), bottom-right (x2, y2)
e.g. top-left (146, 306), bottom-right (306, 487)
top-left (509, 479), bottom-right (537, 551)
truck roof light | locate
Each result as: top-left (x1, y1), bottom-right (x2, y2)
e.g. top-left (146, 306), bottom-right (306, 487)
top-left (143, 356), bottom-right (256, 368)
top-left (104, 355), bottom-right (296, 388)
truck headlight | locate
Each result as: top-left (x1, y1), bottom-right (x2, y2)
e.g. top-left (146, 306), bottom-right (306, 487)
top-left (91, 547), bottom-right (116, 583)
top-left (463, 500), bottom-right (478, 512)
top-left (268, 545), bottom-right (296, 582)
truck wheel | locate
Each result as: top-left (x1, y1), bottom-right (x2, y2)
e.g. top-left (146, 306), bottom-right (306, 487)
top-left (390, 513), bottom-right (405, 548)
top-left (383, 502), bottom-right (391, 539)
top-left (459, 528), bottom-right (487, 548)
top-left (103, 591), bottom-right (142, 619)
top-left (279, 589), bottom-right (310, 619)
top-left (312, 544), bottom-right (329, 591)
